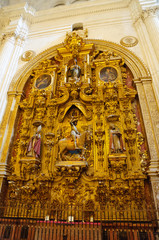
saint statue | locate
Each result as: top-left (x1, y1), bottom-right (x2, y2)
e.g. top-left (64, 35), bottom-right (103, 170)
top-left (58, 118), bottom-right (87, 160)
top-left (26, 126), bottom-right (41, 159)
top-left (109, 125), bottom-right (125, 153)
top-left (70, 58), bottom-right (81, 82)
top-left (70, 119), bottom-right (80, 149)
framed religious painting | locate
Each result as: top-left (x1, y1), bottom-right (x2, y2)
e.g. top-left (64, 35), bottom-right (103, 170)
top-left (100, 67), bottom-right (117, 82)
top-left (35, 74), bottom-right (52, 89)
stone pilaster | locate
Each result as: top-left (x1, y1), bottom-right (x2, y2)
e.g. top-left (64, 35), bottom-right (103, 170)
top-left (149, 179), bottom-right (159, 226)
top-left (134, 78), bottom-right (159, 161)
top-left (0, 4), bottom-right (35, 123)
top-left (129, 0), bottom-right (159, 107)
top-left (142, 7), bottom-right (159, 63)
top-left (151, 180), bottom-right (159, 208)
top-left (134, 78), bottom-right (159, 212)
top-left (0, 33), bottom-right (16, 98)
top-left (0, 33), bottom-right (26, 122)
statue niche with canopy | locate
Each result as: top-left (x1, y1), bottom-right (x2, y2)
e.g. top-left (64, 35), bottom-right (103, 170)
top-left (57, 105), bottom-right (89, 162)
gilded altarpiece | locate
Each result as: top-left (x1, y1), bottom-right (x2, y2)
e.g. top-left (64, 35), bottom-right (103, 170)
top-left (6, 32), bottom-right (152, 218)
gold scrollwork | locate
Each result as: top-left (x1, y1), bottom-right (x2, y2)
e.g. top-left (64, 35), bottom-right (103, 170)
top-left (6, 31), bottom-right (149, 215)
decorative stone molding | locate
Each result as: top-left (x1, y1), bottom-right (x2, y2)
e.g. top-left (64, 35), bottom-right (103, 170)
top-left (1, 0), bottom-right (127, 12)
top-left (1, 31), bottom-right (27, 47)
top-left (142, 7), bottom-right (159, 21)
top-left (1, 32), bottom-right (15, 43)
top-left (151, 181), bottom-right (159, 208)
top-left (134, 78), bottom-right (159, 167)
top-left (128, 0), bottom-right (142, 25)
top-left (21, 50), bottom-right (36, 62)
top-left (128, 2), bottom-right (159, 24)
top-left (0, 163), bottom-right (10, 177)
top-left (0, 11), bottom-right (10, 29)
top-left (1, 3), bottom-right (35, 24)
top-left (1, 1), bottom-right (130, 26)
top-left (23, 3), bottom-right (36, 23)
top-left (120, 36), bottom-right (138, 47)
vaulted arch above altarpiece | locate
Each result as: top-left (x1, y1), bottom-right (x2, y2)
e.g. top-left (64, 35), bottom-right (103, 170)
top-left (5, 31), bottom-right (153, 214)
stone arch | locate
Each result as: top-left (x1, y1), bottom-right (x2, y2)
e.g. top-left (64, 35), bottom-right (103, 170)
top-left (1, 34), bottom-right (159, 221)
top-left (9, 39), bottom-right (150, 94)
top-left (1, 37), bottom-right (155, 169)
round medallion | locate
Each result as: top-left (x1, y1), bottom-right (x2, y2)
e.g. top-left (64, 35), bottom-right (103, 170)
top-left (35, 74), bottom-right (51, 89)
top-left (120, 36), bottom-right (138, 47)
top-left (21, 50), bottom-right (36, 61)
top-left (100, 67), bottom-right (117, 82)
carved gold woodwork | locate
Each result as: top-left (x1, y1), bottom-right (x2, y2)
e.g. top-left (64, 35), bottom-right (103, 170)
top-left (6, 31), bottom-right (150, 217)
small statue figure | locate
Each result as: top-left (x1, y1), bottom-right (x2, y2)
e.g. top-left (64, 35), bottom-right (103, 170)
top-left (58, 118), bottom-right (86, 160)
top-left (70, 58), bottom-right (81, 82)
top-left (70, 119), bottom-right (80, 149)
top-left (26, 126), bottom-right (42, 159)
top-left (109, 125), bottom-right (125, 153)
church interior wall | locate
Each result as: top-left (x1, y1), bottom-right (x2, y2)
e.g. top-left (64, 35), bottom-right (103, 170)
top-left (0, 0), bottom-right (159, 232)
top-left (18, 4), bottom-right (144, 75)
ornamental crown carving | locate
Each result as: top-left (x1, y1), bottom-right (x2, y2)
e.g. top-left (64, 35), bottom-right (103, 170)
top-left (142, 6), bottom-right (159, 20)
top-left (64, 31), bottom-right (85, 57)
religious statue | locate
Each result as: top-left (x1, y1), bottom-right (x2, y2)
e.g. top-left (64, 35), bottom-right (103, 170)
top-left (26, 126), bottom-right (42, 159)
top-left (109, 125), bottom-right (125, 153)
top-left (70, 119), bottom-right (80, 149)
top-left (58, 118), bottom-right (86, 160)
top-left (70, 58), bottom-right (81, 82)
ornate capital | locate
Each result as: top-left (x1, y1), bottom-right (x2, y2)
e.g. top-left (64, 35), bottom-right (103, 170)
top-left (142, 7), bottom-right (159, 21)
top-left (1, 32), bottom-right (16, 44)
top-left (1, 30), bottom-right (27, 46)
top-left (133, 77), bottom-right (152, 85)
